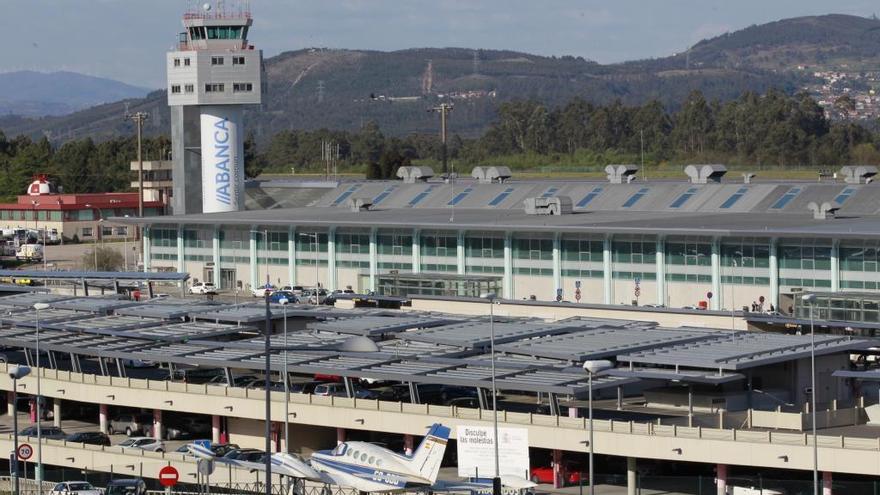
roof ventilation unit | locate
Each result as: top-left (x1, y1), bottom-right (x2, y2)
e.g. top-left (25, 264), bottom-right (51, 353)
top-left (348, 197), bottom-right (373, 212)
top-left (807, 201), bottom-right (839, 220)
top-left (396, 166), bottom-right (435, 183)
top-left (472, 166), bottom-right (512, 184)
top-left (840, 165), bottom-right (878, 184)
top-left (605, 164), bottom-right (639, 184)
top-left (742, 173), bottom-right (756, 184)
top-left (524, 196), bottom-right (573, 215)
top-left (684, 164), bottom-right (727, 184)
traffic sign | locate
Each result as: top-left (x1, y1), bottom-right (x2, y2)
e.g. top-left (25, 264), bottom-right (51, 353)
top-left (575, 280), bottom-right (582, 289)
top-left (556, 288), bottom-right (563, 302)
top-left (197, 459), bottom-right (215, 476)
top-left (159, 465), bottom-right (179, 487)
top-left (634, 276), bottom-right (641, 286)
top-left (634, 287), bottom-right (641, 297)
top-left (575, 288), bottom-right (582, 302)
top-left (17, 443), bottom-right (33, 461)
top-left (707, 291), bottom-right (713, 299)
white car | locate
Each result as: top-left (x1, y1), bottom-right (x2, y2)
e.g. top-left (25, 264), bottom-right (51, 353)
top-left (50, 481), bottom-right (102, 495)
top-left (189, 282), bottom-right (217, 295)
top-left (252, 284), bottom-right (276, 298)
top-left (118, 436), bottom-right (165, 453)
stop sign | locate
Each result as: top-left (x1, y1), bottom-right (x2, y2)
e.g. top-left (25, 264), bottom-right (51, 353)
top-left (159, 465), bottom-right (179, 487)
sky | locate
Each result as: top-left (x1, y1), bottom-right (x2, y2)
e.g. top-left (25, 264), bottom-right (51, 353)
top-left (2, 0), bottom-right (880, 89)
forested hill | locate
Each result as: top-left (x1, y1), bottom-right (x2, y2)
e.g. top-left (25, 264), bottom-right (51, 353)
top-left (5, 14), bottom-right (880, 142)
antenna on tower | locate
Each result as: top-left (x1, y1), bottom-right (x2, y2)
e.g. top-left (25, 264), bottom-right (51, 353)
top-left (317, 80), bottom-right (325, 103)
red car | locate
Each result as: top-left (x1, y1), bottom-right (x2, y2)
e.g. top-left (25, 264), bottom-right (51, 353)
top-left (529, 462), bottom-right (584, 485)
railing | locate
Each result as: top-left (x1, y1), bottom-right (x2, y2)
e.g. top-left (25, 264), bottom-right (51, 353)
top-left (0, 476), bottom-right (57, 495)
top-left (12, 366), bottom-right (880, 453)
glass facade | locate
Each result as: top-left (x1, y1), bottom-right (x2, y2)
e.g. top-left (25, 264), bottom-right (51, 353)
top-left (465, 234), bottom-right (504, 274)
top-left (720, 238), bottom-right (771, 285)
top-left (778, 238), bottom-right (832, 289)
top-left (560, 235), bottom-right (603, 278)
top-left (666, 238), bottom-right (712, 283)
top-left (150, 228), bottom-right (177, 248)
top-left (841, 240), bottom-right (880, 290)
top-left (794, 292), bottom-right (880, 330)
top-left (513, 234), bottom-right (553, 276)
top-left (421, 231), bottom-right (458, 273)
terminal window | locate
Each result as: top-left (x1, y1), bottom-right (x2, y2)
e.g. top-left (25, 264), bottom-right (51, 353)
top-left (211, 56), bottom-right (225, 66)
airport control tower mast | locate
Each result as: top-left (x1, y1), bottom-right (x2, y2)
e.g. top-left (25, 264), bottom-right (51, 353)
top-left (167, 0), bottom-right (264, 214)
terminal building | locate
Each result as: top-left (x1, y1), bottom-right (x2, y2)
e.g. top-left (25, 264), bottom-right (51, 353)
top-left (127, 164), bottom-right (880, 311)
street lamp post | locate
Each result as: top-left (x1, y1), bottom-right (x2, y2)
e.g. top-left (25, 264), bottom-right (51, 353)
top-left (299, 233), bottom-right (320, 303)
top-left (279, 298), bottom-right (290, 451)
top-left (262, 291), bottom-right (272, 495)
top-left (802, 293), bottom-right (819, 495)
top-left (33, 302), bottom-right (50, 495)
top-left (479, 292), bottom-right (500, 495)
top-left (582, 360), bottom-right (613, 495)
top-left (10, 365), bottom-right (31, 495)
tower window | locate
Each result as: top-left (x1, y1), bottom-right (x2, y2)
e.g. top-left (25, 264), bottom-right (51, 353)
top-left (184, 84), bottom-right (194, 93)
top-left (184, 58), bottom-right (191, 67)
top-left (170, 85), bottom-right (181, 94)
top-left (205, 83), bottom-right (225, 93)
top-left (211, 56), bottom-right (224, 66)
top-left (233, 83), bottom-right (253, 93)
top-left (233, 56), bottom-right (246, 66)
top-left (173, 58), bottom-right (180, 67)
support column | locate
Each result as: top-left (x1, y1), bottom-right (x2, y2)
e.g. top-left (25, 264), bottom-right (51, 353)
top-left (142, 226), bottom-right (152, 272)
top-left (551, 449), bottom-right (563, 489)
top-left (503, 232), bottom-right (513, 299)
top-left (831, 239), bottom-right (840, 292)
top-left (568, 407), bottom-right (579, 418)
top-left (153, 409), bottom-right (163, 440)
top-left (336, 427), bottom-right (346, 445)
top-left (603, 235), bottom-right (613, 305)
top-left (403, 434), bottom-right (414, 456)
top-left (456, 231), bottom-right (466, 275)
top-left (411, 229), bottom-right (421, 274)
top-left (552, 233), bottom-right (562, 299)
top-left (769, 238), bottom-right (779, 310)
top-left (52, 399), bottom-right (61, 428)
top-left (627, 457), bottom-right (637, 495)
top-left (716, 464), bottom-right (727, 495)
top-left (369, 228), bottom-right (378, 292)
top-left (176, 226), bottom-right (185, 277)
top-left (327, 227), bottom-right (337, 291)
top-left (249, 230), bottom-right (258, 290)
top-left (288, 226), bottom-right (296, 286)
top-left (7, 392), bottom-right (14, 417)
top-left (823, 471), bottom-right (832, 495)
top-left (99, 404), bottom-right (108, 434)
top-left (710, 237), bottom-right (722, 310)
top-left (656, 236), bottom-right (667, 306)
top-left (212, 415), bottom-right (221, 444)
top-left (212, 226), bottom-right (221, 290)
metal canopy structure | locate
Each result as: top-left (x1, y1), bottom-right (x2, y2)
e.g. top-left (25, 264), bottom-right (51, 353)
top-left (618, 332), bottom-right (873, 371)
top-left (49, 296), bottom-right (138, 314)
top-left (0, 308), bottom-right (96, 326)
top-left (0, 292), bottom-right (76, 308)
top-left (115, 302), bottom-right (221, 320)
top-left (605, 368), bottom-right (746, 385)
top-left (495, 324), bottom-right (719, 362)
top-left (833, 369), bottom-right (880, 381)
top-left (41, 315), bottom-right (165, 333)
top-left (194, 304), bottom-right (389, 324)
top-left (399, 318), bottom-right (590, 348)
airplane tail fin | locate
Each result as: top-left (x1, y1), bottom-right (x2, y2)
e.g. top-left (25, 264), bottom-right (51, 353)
top-left (409, 423), bottom-right (450, 484)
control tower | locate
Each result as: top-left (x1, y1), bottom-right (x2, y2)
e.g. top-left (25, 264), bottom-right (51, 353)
top-left (167, 0), bottom-right (264, 214)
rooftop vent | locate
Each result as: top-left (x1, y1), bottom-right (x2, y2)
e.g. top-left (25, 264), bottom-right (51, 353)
top-left (396, 166), bottom-right (434, 184)
top-left (807, 201), bottom-right (839, 220)
top-left (347, 197), bottom-right (373, 212)
top-left (472, 166), bottom-right (512, 184)
top-left (524, 196), bottom-right (573, 215)
top-left (684, 164), bottom-right (727, 184)
top-left (839, 165), bottom-right (877, 184)
top-left (605, 164), bottom-right (639, 184)
top-left (742, 173), bottom-right (756, 184)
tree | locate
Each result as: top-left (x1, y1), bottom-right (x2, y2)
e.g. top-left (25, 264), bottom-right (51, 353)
top-left (81, 246), bottom-right (125, 271)
top-left (243, 132), bottom-right (267, 178)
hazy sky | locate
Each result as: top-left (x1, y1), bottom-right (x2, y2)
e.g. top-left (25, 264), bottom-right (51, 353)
top-left (2, 0), bottom-right (879, 88)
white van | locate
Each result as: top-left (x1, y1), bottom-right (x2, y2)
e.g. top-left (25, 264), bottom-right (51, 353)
top-left (15, 243), bottom-right (43, 262)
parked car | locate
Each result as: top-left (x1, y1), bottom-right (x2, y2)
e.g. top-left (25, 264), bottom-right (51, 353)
top-left (65, 431), bottom-right (111, 446)
top-left (313, 382), bottom-right (377, 399)
top-left (106, 479), bottom-right (147, 495)
top-left (164, 416), bottom-right (212, 439)
top-left (19, 426), bottom-right (66, 440)
top-left (223, 448), bottom-right (265, 462)
top-left (189, 282), bottom-right (217, 295)
top-left (208, 374), bottom-right (261, 388)
top-left (118, 436), bottom-right (165, 453)
top-left (445, 397), bottom-right (481, 409)
top-left (530, 461), bottom-right (585, 485)
top-left (269, 290), bottom-right (297, 304)
top-left (109, 413), bottom-right (154, 436)
top-left (252, 284), bottom-right (276, 298)
top-left (50, 481), bottom-right (102, 495)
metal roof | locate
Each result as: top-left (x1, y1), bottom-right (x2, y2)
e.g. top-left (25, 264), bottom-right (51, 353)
top-left (193, 304), bottom-right (385, 324)
top-left (41, 315), bottom-right (165, 333)
top-left (0, 292), bottom-right (76, 308)
top-left (307, 315), bottom-right (458, 337)
top-left (832, 369), bottom-right (880, 381)
top-left (49, 296), bottom-right (139, 314)
top-left (115, 302), bottom-right (222, 319)
top-left (605, 367), bottom-right (746, 385)
top-left (618, 332), bottom-right (873, 371)
top-left (0, 308), bottom-right (97, 326)
top-left (398, 319), bottom-right (588, 348)
top-left (0, 270), bottom-right (189, 281)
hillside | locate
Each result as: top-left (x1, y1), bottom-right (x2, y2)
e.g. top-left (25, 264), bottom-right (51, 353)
top-left (0, 71), bottom-right (151, 117)
top-left (7, 14), bottom-right (879, 142)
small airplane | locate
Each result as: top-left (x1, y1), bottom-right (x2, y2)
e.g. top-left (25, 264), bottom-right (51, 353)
top-left (187, 423), bottom-right (536, 494)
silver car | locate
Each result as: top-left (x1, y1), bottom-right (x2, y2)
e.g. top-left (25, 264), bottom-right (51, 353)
top-left (118, 436), bottom-right (165, 453)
